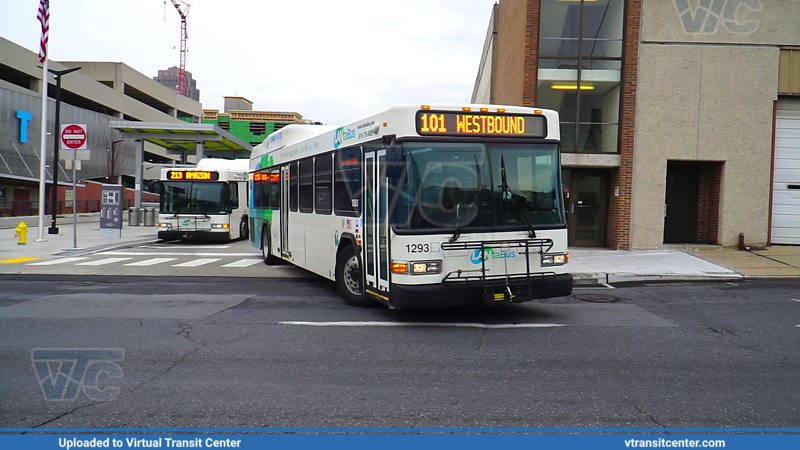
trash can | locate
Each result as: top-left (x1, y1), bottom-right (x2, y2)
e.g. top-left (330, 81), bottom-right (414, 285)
top-left (128, 208), bottom-right (140, 227)
top-left (143, 208), bottom-right (156, 227)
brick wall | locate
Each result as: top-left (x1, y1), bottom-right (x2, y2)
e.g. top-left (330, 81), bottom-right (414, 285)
top-left (696, 163), bottom-right (722, 244)
top-left (522, 0), bottom-right (540, 107)
top-left (606, 0), bottom-right (640, 250)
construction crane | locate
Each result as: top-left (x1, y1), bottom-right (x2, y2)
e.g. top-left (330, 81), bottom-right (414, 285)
top-left (169, 0), bottom-right (190, 96)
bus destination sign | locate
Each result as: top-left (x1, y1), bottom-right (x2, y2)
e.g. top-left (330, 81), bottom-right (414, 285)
top-left (167, 170), bottom-right (220, 181)
top-left (415, 111), bottom-right (546, 138)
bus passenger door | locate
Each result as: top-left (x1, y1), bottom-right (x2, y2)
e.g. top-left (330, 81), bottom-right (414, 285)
top-left (364, 150), bottom-right (389, 294)
top-left (280, 165), bottom-right (290, 257)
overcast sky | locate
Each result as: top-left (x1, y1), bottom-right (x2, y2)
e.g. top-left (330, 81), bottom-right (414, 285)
top-left (1, 0), bottom-right (498, 124)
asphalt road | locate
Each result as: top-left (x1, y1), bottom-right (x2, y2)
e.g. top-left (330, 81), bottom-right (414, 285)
top-left (0, 276), bottom-right (798, 428)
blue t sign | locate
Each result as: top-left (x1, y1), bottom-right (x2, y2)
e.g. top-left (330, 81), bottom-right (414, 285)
top-left (16, 110), bottom-right (32, 143)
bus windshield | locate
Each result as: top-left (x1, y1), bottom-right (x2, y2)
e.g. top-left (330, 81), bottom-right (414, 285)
top-left (160, 181), bottom-right (229, 214)
top-left (391, 142), bottom-right (564, 232)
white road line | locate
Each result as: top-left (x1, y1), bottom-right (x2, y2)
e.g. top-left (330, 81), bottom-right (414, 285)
top-left (143, 245), bottom-right (231, 249)
top-left (99, 251), bottom-right (257, 257)
top-left (792, 299), bottom-right (800, 303)
top-left (221, 259), bottom-right (263, 268)
top-left (124, 258), bottom-right (177, 267)
top-left (172, 258), bottom-right (221, 267)
top-left (279, 321), bottom-right (565, 329)
top-left (76, 258), bottom-right (132, 266)
top-left (27, 257), bottom-right (88, 266)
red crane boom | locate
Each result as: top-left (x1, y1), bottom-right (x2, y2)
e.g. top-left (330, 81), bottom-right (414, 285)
top-left (169, 0), bottom-right (190, 96)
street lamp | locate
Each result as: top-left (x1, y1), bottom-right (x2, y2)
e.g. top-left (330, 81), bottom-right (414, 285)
top-left (48, 66), bottom-right (81, 235)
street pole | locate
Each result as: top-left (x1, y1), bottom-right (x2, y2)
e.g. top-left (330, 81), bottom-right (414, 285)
top-left (48, 66), bottom-right (81, 235)
top-left (36, 59), bottom-right (49, 242)
top-left (72, 159), bottom-right (77, 248)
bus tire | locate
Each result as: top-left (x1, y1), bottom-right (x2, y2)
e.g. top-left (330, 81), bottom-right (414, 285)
top-left (335, 245), bottom-right (372, 307)
top-left (262, 228), bottom-right (281, 265)
top-left (239, 218), bottom-right (249, 241)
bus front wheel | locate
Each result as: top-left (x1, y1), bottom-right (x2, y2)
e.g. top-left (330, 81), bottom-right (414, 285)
top-left (335, 246), bottom-right (372, 307)
top-left (239, 219), bottom-right (249, 241)
top-left (262, 229), bottom-right (281, 265)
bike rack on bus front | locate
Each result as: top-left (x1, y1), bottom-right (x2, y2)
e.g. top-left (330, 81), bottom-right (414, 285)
top-left (440, 238), bottom-right (557, 303)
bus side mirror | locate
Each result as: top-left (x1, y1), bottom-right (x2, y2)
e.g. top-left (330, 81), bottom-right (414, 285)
top-left (384, 135), bottom-right (403, 178)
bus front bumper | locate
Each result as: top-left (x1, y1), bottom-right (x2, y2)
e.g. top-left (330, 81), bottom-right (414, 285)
top-left (388, 273), bottom-right (573, 309)
top-left (158, 230), bottom-right (230, 242)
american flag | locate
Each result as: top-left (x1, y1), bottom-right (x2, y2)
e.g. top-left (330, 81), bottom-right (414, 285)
top-left (37, 0), bottom-right (50, 63)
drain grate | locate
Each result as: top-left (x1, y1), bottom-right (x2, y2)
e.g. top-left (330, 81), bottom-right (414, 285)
top-left (572, 294), bottom-right (619, 303)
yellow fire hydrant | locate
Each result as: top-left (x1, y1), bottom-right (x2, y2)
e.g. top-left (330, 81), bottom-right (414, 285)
top-left (14, 221), bottom-right (28, 245)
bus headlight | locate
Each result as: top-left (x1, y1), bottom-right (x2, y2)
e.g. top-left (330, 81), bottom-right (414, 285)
top-left (541, 253), bottom-right (568, 266)
top-left (158, 223), bottom-right (170, 228)
top-left (211, 224), bottom-right (230, 229)
top-left (392, 260), bottom-right (442, 274)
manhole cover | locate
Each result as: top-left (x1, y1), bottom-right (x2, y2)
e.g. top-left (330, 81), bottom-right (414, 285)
top-left (572, 294), bottom-right (619, 303)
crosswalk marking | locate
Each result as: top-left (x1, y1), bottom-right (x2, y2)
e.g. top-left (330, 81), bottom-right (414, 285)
top-left (124, 258), bottom-right (177, 267)
top-left (221, 259), bottom-right (262, 268)
top-left (27, 257), bottom-right (88, 266)
top-left (76, 258), bottom-right (132, 266)
top-left (99, 251), bottom-right (257, 257)
top-left (172, 258), bottom-right (221, 267)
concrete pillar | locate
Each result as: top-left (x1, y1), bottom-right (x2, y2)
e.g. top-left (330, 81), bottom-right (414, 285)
top-left (135, 139), bottom-right (143, 209)
top-left (196, 141), bottom-right (204, 161)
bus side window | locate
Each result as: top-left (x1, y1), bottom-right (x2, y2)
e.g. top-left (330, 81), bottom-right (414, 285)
top-left (334, 147), bottom-right (362, 217)
top-left (290, 162), bottom-right (298, 212)
top-left (315, 153), bottom-right (332, 215)
top-left (299, 158), bottom-right (314, 213)
top-left (229, 182), bottom-right (239, 210)
top-left (270, 169), bottom-right (280, 210)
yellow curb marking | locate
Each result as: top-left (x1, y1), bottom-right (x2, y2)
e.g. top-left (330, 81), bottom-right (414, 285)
top-left (0, 257), bottom-right (41, 264)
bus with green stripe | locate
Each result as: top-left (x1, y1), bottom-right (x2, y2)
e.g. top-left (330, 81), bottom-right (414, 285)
top-left (249, 103), bottom-right (571, 308)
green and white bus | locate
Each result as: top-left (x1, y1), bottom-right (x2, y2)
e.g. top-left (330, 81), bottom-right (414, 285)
top-left (249, 104), bottom-right (571, 308)
top-left (158, 158), bottom-right (250, 242)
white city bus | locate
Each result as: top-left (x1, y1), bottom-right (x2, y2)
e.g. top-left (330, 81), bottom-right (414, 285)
top-left (249, 104), bottom-right (571, 308)
top-left (158, 158), bottom-right (250, 242)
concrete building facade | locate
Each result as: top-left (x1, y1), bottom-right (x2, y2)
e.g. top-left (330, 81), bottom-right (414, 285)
top-left (0, 36), bottom-right (203, 216)
top-left (473, 0), bottom-right (800, 248)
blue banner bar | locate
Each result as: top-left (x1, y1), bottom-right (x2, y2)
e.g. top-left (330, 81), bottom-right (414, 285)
top-left (0, 433), bottom-right (797, 450)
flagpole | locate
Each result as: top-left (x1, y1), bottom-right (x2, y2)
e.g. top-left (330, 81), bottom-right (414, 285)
top-left (36, 57), bottom-right (49, 242)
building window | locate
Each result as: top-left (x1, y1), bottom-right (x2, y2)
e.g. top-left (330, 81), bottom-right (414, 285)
top-left (537, 0), bottom-right (623, 153)
top-left (315, 154), bottom-right (333, 215)
top-left (0, 187), bottom-right (5, 206)
top-left (299, 157), bottom-right (314, 213)
top-left (219, 121), bottom-right (230, 131)
top-left (249, 122), bottom-right (266, 135)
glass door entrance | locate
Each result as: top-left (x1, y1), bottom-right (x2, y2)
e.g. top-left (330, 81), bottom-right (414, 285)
top-left (564, 169), bottom-right (608, 247)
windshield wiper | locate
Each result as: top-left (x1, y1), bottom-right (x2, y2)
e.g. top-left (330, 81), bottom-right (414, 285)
top-left (499, 155), bottom-right (536, 238)
top-left (451, 155), bottom-right (485, 242)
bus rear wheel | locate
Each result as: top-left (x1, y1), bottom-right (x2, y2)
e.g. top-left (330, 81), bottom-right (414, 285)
top-left (335, 246), bottom-right (372, 307)
top-left (262, 229), bottom-right (281, 265)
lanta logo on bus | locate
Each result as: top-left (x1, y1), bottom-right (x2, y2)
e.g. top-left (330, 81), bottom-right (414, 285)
top-left (470, 248), bottom-right (518, 264)
top-left (334, 127), bottom-right (356, 149)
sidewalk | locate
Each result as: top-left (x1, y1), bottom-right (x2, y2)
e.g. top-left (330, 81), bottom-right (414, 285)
top-left (1, 214), bottom-right (798, 283)
top-left (0, 214), bottom-right (159, 260)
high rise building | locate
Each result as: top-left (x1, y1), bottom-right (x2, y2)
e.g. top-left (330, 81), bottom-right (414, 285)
top-left (153, 66), bottom-right (200, 102)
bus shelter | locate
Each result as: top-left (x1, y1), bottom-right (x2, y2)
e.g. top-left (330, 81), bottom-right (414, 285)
top-left (110, 121), bottom-right (253, 209)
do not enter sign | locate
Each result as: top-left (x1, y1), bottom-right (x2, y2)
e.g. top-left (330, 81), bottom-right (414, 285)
top-left (61, 124), bottom-right (87, 150)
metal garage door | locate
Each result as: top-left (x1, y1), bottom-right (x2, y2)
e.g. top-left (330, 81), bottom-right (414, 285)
top-left (771, 98), bottom-right (800, 245)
